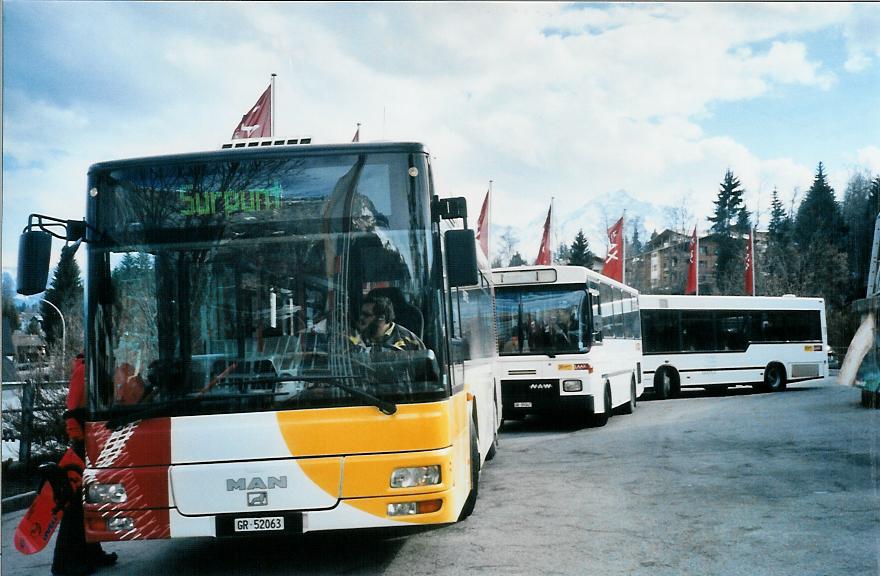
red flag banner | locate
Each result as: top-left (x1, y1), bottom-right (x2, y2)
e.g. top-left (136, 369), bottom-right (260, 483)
top-left (475, 188), bottom-right (490, 257)
top-left (685, 226), bottom-right (698, 295)
top-left (602, 217), bottom-right (624, 281)
top-left (744, 229), bottom-right (755, 295)
top-left (535, 205), bottom-right (552, 265)
top-left (232, 85), bottom-right (272, 140)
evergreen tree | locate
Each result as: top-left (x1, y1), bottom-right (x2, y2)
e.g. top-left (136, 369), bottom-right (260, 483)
top-left (708, 170), bottom-right (747, 235)
top-left (509, 252), bottom-right (526, 267)
top-left (842, 172), bottom-right (875, 300)
top-left (707, 170), bottom-right (749, 294)
top-left (794, 162), bottom-right (844, 249)
top-left (569, 229), bottom-right (595, 267)
top-left (768, 188), bottom-right (791, 243)
top-left (2, 272), bottom-right (20, 332)
top-left (41, 245), bottom-right (84, 365)
top-left (629, 218), bottom-right (643, 255)
top-left (763, 187), bottom-right (798, 296)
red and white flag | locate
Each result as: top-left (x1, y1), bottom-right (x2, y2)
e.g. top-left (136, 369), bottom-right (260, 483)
top-left (685, 226), bottom-right (698, 295)
top-left (535, 205), bottom-right (552, 265)
top-left (602, 216), bottom-right (624, 281)
top-left (475, 187), bottom-right (490, 257)
top-left (231, 85), bottom-right (272, 140)
top-left (744, 229), bottom-right (755, 296)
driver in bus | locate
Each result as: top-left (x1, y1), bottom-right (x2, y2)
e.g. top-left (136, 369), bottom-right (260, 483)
top-left (350, 294), bottom-right (425, 353)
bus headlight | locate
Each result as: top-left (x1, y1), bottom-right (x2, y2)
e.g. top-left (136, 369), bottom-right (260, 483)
top-left (390, 465), bottom-right (441, 488)
top-left (86, 483), bottom-right (128, 504)
top-left (106, 516), bottom-right (135, 532)
top-left (563, 379), bottom-right (583, 392)
top-left (387, 499), bottom-right (443, 516)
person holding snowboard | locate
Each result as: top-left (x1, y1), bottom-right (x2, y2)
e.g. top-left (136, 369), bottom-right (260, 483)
top-left (51, 352), bottom-right (118, 576)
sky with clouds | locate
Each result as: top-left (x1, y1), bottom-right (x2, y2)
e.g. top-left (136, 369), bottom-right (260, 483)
top-left (3, 2), bottom-right (880, 272)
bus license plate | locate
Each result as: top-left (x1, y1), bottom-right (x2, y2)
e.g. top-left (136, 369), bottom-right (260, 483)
top-left (234, 516), bottom-right (285, 533)
top-left (514, 402), bottom-right (532, 408)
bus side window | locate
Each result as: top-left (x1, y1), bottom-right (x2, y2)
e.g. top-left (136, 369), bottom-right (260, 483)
top-left (591, 291), bottom-right (603, 341)
top-left (581, 292), bottom-right (592, 349)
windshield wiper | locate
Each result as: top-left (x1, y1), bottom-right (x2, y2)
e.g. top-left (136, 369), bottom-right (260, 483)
top-left (294, 375), bottom-right (397, 416)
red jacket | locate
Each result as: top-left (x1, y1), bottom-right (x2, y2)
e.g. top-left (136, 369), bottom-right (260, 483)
top-left (65, 355), bottom-right (86, 441)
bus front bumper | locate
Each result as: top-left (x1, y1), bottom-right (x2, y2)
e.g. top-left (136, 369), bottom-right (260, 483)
top-left (501, 379), bottom-right (595, 418)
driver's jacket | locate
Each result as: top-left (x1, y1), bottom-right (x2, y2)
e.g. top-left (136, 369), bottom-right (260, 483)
top-left (348, 322), bottom-right (425, 352)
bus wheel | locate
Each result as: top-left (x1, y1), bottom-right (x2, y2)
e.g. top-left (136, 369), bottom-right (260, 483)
top-left (458, 415), bottom-right (481, 521)
top-left (593, 382), bottom-right (612, 427)
top-left (764, 363), bottom-right (787, 392)
top-left (654, 368), bottom-right (672, 400)
top-left (620, 375), bottom-right (636, 415)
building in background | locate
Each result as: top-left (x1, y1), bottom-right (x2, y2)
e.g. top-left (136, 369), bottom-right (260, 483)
top-left (626, 229), bottom-right (766, 295)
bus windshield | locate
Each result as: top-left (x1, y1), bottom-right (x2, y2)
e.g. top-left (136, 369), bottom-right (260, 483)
top-left (496, 285), bottom-right (587, 356)
top-left (87, 150), bottom-right (446, 419)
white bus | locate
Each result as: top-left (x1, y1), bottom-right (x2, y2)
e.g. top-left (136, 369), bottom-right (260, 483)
top-left (639, 295), bottom-right (829, 398)
top-left (492, 265), bottom-right (643, 426)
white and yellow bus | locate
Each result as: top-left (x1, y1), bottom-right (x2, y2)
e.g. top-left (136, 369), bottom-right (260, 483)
top-left (17, 140), bottom-right (499, 542)
top-left (639, 294), bottom-right (829, 398)
top-left (492, 265), bottom-right (643, 426)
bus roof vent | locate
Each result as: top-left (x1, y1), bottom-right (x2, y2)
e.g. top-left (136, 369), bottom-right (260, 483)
top-left (220, 136), bottom-right (313, 149)
top-left (782, 294), bottom-right (797, 298)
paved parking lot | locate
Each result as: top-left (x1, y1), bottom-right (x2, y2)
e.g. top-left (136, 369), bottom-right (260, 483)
top-left (3, 376), bottom-right (878, 575)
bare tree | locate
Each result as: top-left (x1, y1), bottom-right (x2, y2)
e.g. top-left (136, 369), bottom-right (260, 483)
top-left (499, 227), bottom-right (518, 266)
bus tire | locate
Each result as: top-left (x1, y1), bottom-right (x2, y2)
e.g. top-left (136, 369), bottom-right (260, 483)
top-left (620, 375), bottom-right (636, 415)
top-left (458, 415), bottom-right (480, 521)
top-left (654, 367), bottom-right (672, 400)
top-left (764, 363), bottom-right (787, 392)
top-left (593, 382), bottom-right (612, 427)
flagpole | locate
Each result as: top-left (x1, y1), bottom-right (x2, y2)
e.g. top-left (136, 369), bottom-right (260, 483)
top-left (622, 210), bottom-right (626, 285)
top-left (751, 227), bottom-right (756, 296)
top-left (551, 197), bottom-right (555, 264)
top-left (270, 73), bottom-right (277, 137)
top-left (695, 227), bottom-right (700, 296)
top-left (488, 180), bottom-right (493, 260)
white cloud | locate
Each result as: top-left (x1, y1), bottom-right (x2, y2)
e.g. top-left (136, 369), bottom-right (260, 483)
top-left (857, 146), bottom-right (880, 175)
top-left (843, 4), bottom-right (880, 72)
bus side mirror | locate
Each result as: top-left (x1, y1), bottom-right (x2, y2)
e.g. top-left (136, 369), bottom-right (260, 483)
top-left (445, 229), bottom-right (478, 287)
top-left (17, 231), bottom-right (52, 295)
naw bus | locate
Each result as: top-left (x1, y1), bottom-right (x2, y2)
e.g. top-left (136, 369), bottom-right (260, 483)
top-left (492, 265), bottom-right (643, 426)
top-left (17, 140), bottom-right (499, 542)
top-left (639, 294), bottom-right (829, 398)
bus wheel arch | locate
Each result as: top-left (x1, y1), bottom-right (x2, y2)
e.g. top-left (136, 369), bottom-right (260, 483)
top-left (620, 374), bottom-right (637, 415)
top-left (593, 381), bottom-right (612, 427)
top-left (654, 366), bottom-right (679, 400)
top-left (458, 412), bottom-right (481, 520)
top-left (486, 390), bottom-right (499, 461)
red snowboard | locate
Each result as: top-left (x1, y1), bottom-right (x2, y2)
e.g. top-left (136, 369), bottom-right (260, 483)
top-left (14, 448), bottom-right (84, 555)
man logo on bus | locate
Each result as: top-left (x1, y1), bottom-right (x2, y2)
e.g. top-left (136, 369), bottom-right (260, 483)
top-left (529, 383), bottom-right (554, 390)
top-left (226, 476), bottom-right (288, 491)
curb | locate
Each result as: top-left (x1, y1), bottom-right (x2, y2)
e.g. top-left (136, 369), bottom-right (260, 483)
top-left (1, 491), bottom-right (37, 514)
